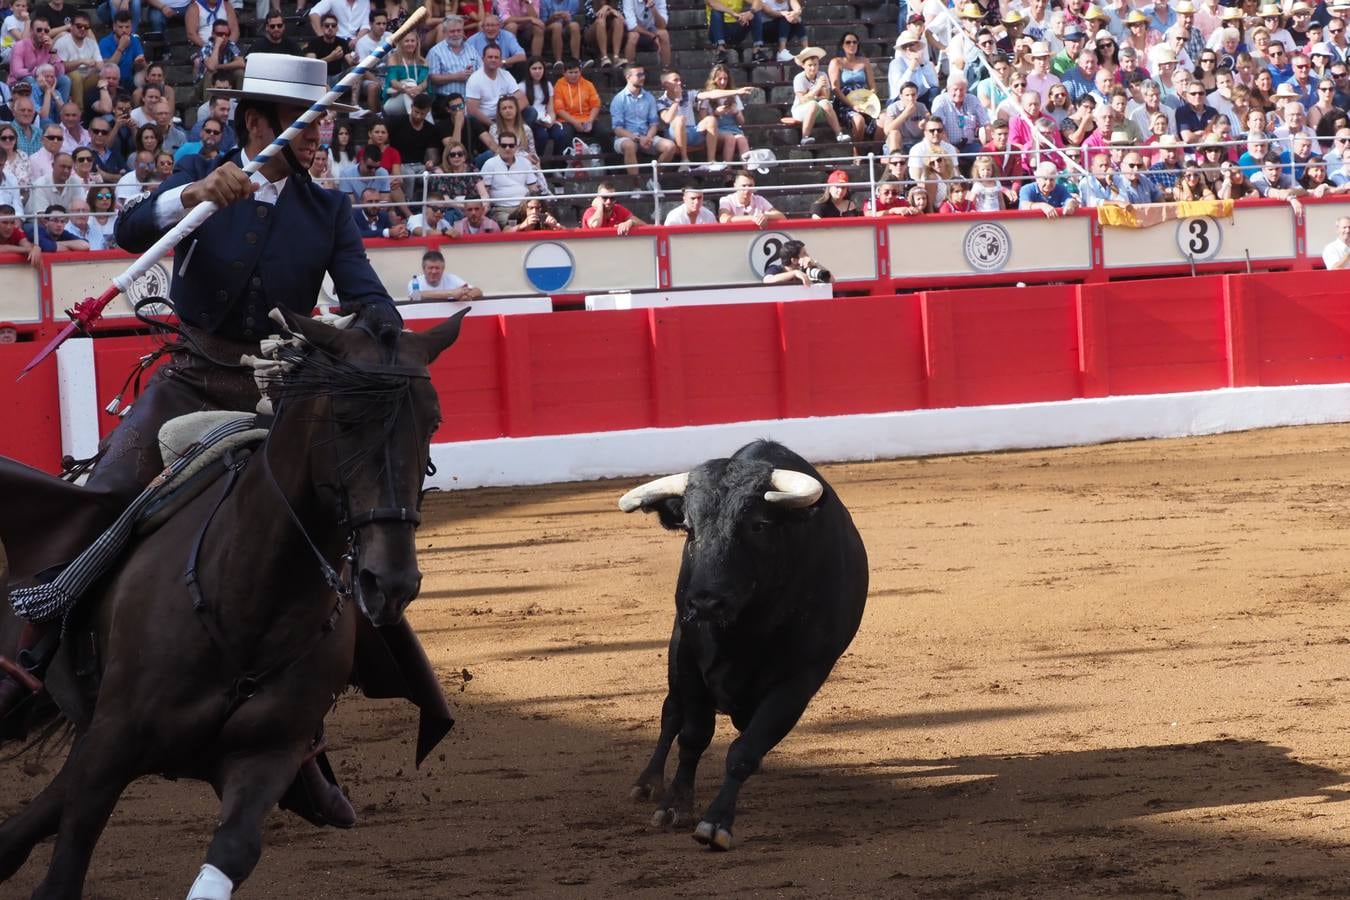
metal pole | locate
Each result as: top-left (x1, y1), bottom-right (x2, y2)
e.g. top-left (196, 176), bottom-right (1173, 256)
top-left (867, 151), bottom-right (877, 213)
top-left (649, 158), bottom-right (661, 220)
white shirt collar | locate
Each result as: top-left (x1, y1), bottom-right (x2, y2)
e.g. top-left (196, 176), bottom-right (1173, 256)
top-left (238, 146), bottom-right (288, 206)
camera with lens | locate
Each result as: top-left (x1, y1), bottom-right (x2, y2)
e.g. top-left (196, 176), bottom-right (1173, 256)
top-left (772, 239), bottom-right (833, 284)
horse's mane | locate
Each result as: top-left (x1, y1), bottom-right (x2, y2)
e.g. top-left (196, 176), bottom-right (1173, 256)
top-left (266, 341), bottom-right (419, 477)
top-left (270, 343), bottom-right (412, 406)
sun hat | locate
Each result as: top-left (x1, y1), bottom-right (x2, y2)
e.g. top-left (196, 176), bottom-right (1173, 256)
top-left (1084, 4), bottom-right (1108, 19)
top-left (1031, 40), bottom-right (1053, 57)
top-left (1274, 82), bottom-right (1300, 98)
top-left (1221, 6), bottom-right (1245, 19)
top-left (1175, 0), bottom-right (1196, 13)
top-left (1312, 41), bottom-right (1334, 57)
top-left (958, 3), bottom-right (984, 17)
top-left (1258, 3), bottom-right (1282, 16)
top-left (894, 29), bottom-right (922, 48)
top-left (794, 45), bottom-right (827, 65)
top-left (1064, 27), bottom-right (1086, 41)
top-left (1002, 9), bottom-right (1025, 24)
top-left (210, 53), bottom-right (358, 113)
top-left (1150, 44), bottom-right (1178, 64)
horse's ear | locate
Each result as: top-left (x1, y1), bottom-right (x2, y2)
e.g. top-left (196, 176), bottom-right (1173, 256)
top-left (277, 309), bottom-right (360, 356)
top-left (409, 308), bottom-right (470, 364)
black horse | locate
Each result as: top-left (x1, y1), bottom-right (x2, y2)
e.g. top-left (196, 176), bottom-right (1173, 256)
top-left (0, 309), bottom-right (465, 900)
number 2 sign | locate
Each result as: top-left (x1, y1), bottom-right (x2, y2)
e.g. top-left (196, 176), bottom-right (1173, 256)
top-left (748, 231), bottom-right (794, 278)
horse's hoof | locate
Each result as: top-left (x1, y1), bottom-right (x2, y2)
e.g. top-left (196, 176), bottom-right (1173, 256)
top-left (692, 819), bottom-right (733, 851)
top-left (630, 783), bottom-right (655, 801)
top-left (651, 804), bottom-right (692, 828)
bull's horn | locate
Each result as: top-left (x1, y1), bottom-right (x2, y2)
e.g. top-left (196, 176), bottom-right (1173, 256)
top-left (618, 473), bottom-right (689, 512)
top-left (765, 469), bottom-right (823, 508)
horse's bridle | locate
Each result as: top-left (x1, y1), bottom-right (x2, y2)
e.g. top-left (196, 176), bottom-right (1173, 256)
top-left (264, 359), bottom-right (434, 598)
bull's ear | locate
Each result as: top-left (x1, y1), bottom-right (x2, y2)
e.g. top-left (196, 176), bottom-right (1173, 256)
top-left (407, 308), bottom-right (470, 364)
top-left (652, 497), bottom-right (686, 532)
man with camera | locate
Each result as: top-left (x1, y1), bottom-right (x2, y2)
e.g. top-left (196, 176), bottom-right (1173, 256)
top-left (762, 238), bottom-right (831, 285)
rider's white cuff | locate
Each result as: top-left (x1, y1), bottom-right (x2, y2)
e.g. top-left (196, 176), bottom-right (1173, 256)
top-left (154, 185), bottom-right (190, 229)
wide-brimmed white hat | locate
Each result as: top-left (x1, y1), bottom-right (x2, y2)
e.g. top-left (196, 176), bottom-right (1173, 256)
top-left (210, 54), bottom-right (358, 114)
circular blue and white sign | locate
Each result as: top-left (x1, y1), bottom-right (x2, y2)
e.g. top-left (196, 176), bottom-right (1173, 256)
top-left (523, 241), bottom-right (576, 292)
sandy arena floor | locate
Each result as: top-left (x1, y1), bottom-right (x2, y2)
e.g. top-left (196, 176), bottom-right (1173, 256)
top-left (8, 423), bottom-right (1350, 898)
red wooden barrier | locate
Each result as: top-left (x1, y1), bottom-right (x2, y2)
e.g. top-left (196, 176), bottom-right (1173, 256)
top-left (1229, 270), bottom-right (1350, 387)
top-left (1080, 276), bottom-right (1229, 398)
top-left (93, 336), bottom-right (165, 438)
top-left (0, 344), bottom-right (61, 469)
top-left (779, 295), bottom-right (926, 418)
top-left (653, 304), bottom-right (783, 427)
top-left (14, 268), bottom-right (1350, 475)
top-left (922, 285), bottom-right (1081, 409)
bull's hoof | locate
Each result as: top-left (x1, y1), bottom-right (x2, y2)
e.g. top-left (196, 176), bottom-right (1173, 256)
top-left (692, 819), bottom-right (734, 851)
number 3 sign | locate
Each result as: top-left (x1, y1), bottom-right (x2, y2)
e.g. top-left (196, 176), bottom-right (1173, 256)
top-left (1174, 216), bottom-right (1222, 262)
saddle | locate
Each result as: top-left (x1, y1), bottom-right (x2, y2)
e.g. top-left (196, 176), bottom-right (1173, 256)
top-left (8, 413), bottom-right (267, 626)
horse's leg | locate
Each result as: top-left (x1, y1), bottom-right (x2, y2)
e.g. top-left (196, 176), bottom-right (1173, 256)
top-left (188, 749), bottom-right (308, 900)
top-left (0, 735), bottom-right (84, 882)
top-left (29, 721), bottom-right (139, 900)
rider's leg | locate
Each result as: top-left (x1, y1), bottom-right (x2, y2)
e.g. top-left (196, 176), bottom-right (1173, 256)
top-left (0, 338), bottom-right (261, 723)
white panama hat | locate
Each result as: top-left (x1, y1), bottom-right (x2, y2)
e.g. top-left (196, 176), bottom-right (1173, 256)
top-left (210, 53), bottom-right (358, 114)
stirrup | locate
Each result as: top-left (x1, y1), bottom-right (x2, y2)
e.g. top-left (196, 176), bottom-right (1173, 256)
top-left (0, 655), bottom-right (42, 694)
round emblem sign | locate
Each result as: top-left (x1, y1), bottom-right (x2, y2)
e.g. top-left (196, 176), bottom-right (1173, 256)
top-left (1175, 216), bottom-right (1222, 262)
top-left (523, 241), bottom-right (576, 292)
top-left (126, 262), bottom-right (172, 317)
top-left (962, 222), bottom-right (1012, 273)
top-left (747, 231), bottom-right (793, 279)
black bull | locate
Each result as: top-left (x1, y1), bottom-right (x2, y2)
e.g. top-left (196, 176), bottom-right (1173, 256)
top-left (620, 439), bottom-right (869, 850)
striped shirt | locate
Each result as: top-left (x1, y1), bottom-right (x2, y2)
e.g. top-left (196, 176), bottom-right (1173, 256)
top-left (428, 40), bottom-right (481, 96)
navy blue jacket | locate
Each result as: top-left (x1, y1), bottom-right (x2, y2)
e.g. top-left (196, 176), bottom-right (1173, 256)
top-left (116, 149), bottom-right (395, 341)
top-left (352, 208), bottom-right (392, 238)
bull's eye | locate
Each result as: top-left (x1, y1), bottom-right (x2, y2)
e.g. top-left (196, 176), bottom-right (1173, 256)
top-left (748, 519), bottom-right (771, 535)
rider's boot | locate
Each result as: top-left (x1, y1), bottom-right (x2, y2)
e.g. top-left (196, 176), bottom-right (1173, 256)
top-left (0, 624), bottom-right (44, 720)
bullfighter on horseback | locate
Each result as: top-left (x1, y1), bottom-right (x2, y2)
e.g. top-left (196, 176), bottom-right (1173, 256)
top-left (0, 54), bottom-right (422, 829)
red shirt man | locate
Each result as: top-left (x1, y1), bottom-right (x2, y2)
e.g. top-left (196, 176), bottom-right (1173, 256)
top-left (580, 181), bottom-right (645, 234)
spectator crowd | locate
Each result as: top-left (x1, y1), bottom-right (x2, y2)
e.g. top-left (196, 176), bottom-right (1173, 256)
top-left (2, 0), bottom-right (1350, 264)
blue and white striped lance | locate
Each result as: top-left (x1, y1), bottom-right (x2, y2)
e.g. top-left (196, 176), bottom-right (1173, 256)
top-left (111, 6), bottom-right (429, 295)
